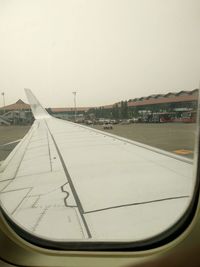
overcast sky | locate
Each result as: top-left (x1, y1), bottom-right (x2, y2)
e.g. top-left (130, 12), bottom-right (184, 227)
top-left (0, 0), bottom-right (200, 108)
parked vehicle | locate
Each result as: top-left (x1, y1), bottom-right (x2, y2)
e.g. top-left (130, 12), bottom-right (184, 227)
top-left (85, 120), bottom-right (93, 125)
top-left (110, 119), bottom-right (118, 124)
top-left (103, 122), bottom-right (113, 129)
top-left (172, 111), bottom-right (197, 123)
top-left (151, 112), bottom-right (175, 123)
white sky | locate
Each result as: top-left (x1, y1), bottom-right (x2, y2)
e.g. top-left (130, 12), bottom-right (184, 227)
top-left (0, 0), bottom-right (200, 107)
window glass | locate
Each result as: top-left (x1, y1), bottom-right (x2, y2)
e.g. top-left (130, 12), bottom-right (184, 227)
top-left (0, 0), bottom-right (199, 245)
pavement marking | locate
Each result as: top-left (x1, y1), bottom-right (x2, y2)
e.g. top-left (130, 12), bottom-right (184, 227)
top-left (173, 149), bottom-right (193, 155)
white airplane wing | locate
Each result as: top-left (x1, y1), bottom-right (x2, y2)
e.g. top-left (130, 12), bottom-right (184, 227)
top-left (0, 89), bottom-right (194, 242)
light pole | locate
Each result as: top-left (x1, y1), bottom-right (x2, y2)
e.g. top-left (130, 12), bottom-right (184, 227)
top-left (1, 92), bottom-right (5, 114)
top-left (72, 91), bottom-right (77, 122)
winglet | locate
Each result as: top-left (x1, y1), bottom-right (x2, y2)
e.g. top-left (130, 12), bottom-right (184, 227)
top-left (25, 88), bottom-right (51, 119)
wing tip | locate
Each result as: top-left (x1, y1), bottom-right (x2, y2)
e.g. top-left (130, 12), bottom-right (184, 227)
top-left (24, 88), bottom-right (51, 120)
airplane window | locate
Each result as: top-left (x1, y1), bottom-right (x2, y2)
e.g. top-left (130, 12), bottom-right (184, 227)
top-left (0, 0), bottom-right (200, 250)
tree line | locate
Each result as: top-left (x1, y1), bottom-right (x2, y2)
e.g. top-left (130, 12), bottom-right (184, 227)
top-left (86, 101), bottom-right (129, 120)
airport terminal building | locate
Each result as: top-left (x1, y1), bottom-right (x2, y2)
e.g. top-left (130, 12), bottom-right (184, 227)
top-left (91, 89), bottom-right (199, 121)
top-left (0, 89), bottom-right (198, 125)
top-left (127, 89), bottom-right (198, 114)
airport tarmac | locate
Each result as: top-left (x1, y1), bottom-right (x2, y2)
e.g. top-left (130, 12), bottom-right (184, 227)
top-left (0, 125), bottom-right (30, 161)
top-left (92, 123), bottom-right (196, 158)
top-left (0, 123), bottom-right (197, 161)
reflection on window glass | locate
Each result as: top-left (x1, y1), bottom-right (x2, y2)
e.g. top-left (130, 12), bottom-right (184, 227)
top-left (0, 0), bottom-right (200, 244)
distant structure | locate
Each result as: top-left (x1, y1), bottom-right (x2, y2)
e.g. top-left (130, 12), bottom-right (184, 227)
top-left (0, 89), bottom-right (198, 125)
top-left (0, 99), bottom-right (91, 125)
top-left (88, 89), bottom-right (199, 119)
top-left (0, 99), bottom-right (32, 125)
top-left (127, 89), bottom-right (198, 113)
